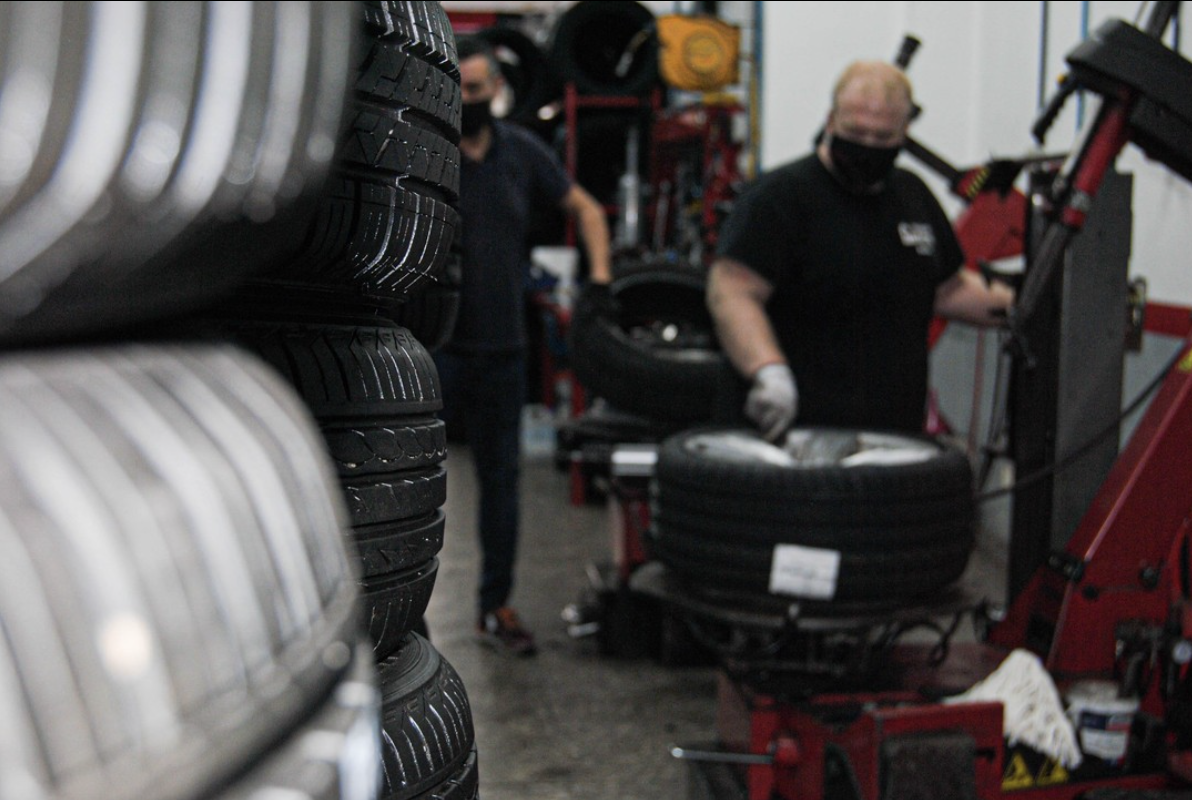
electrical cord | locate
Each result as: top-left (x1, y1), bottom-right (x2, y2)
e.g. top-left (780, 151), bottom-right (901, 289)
top-left (974, 342), bottom-right (1187, 504)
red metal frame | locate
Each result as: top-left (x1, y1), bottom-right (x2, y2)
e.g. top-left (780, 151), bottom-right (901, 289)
top-left (927, 187), bottom-right (1029, 348)
top-left (717, 669), bottom-right (1006, 800)
top-left (562, 83), bottom-right (662, 247)
top-left (989, 334), bottom-right (1192, 691)
top-left (648, 101), bottom-right (745, 259)
top-left (710, 331), bottom-right (1192, 796)
top-left (610, 475), bottom-right (650, 583)
top-left (716, 641), bottom-right (1184, 799)
top-left (1146, 302), bottom-right (1192, 338)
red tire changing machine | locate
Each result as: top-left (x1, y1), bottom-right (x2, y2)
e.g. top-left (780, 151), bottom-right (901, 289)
top-left (611, 5), bottom-right (1192, 797)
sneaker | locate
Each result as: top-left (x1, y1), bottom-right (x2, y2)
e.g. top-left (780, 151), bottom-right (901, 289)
top-left (477, 607), bottom-right (537, 656)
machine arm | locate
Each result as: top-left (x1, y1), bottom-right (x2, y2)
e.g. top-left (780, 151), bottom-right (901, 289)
top-left (1010, 0), bottom-right (1184, 343)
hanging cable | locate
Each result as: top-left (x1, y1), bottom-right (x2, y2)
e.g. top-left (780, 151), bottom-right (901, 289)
top-left (975, 342), bottom-right (1188, 503)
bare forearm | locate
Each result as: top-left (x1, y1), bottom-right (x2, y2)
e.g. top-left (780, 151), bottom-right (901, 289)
top-left (576, 201), bottom-right (612, 284)
top-left (564, 184), bottom-right (613, 284)
top-left (935, 269), bottom-right (1015, 327)
top-left (707, 259), bottom-right (785, 377)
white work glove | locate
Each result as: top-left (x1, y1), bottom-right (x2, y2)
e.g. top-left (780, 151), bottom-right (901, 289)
top-left (745, 363), bottom-right (798, 442)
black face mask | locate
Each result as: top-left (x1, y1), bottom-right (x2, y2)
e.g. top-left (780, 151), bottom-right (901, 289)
top-left (461, 100), bottom-right (493, 136)
top-left (828, 134), bottom-right (901, 193)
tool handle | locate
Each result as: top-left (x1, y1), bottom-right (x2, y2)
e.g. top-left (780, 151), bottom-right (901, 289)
top-left (894, 34), bottom-right (921, 69)
top-left (1031, 76), bottom-right (1079, 145)
top-left (670, 745), bottom-right (774, 766)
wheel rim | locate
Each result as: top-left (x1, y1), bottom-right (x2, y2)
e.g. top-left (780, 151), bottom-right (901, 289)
top-left (682, 429), bottom-right (942, 469)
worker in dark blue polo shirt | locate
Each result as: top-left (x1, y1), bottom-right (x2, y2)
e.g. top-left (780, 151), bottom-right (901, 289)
top-left (438, 36), bottom-right (612, 655)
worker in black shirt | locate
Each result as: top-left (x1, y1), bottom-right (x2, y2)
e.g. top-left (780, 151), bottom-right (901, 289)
top-left (439, 36), bottom-right (612, 655)
top-left (708, 60), bottom-right (1013, 440)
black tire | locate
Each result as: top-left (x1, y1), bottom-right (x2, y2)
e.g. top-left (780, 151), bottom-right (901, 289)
top-left (343, 466), bottom-right (448, 528)
top-left (0, 1), bottom-right (358, 346)
top-left (262, 0), bottom-right (462, 304)
top-left (204, 320), bottom-right (443, 420)
top-left (649, 427), bottom-right (976, 606)
top-left (193, 318), bottom-right (448, 658)
top-left (385, 242), bottom-right (461, 352)
top-left (476, 25), bottom-right (552, 125)
top-left (364, 0), bottom-right (460, 76)
top-left (547, 0), bottom-right (660, 97)
top-left (421, 746), bottom-right (480, 800)
top-left (366, 559), bottom-right (440, 661)
top-left (322, 416), bottom-right (448, 480)
top-left (379, 634), bottom-right (476, 800)
top-left (0, 343), bottom-right (361, 800)
top-left (569, 262), bottom-right (725, 422)
top-left (355, 511), bottom-right (446, 578)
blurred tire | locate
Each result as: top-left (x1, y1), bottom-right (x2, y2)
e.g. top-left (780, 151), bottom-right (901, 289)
top-left (547, 0), bottom-right (659, 97)
top-left (195, 318), bottom-right (447, 659)
top-left (0, 1), bottom-right (357, 345)
top-left (378, 634), bottom-right (477, 800)
top-left (569, 262), bottom-right (725, 423)
top-left (650, 427), bottom-right (976, 607)
top-left (476, 25), bottom-right (551, 124)
top-left (0, 343), bottom-right (367, 800)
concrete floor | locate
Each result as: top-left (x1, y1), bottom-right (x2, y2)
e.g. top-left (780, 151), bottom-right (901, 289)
top-left (423, 443), bottom-right (1010, 800)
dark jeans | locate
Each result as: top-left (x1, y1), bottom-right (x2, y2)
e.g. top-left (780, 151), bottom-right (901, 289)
top-left (434, 349), bottom-right (526, 617)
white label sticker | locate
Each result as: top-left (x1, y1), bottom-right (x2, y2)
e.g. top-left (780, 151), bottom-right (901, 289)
top-left (769, 544), bottom-right (841, 599)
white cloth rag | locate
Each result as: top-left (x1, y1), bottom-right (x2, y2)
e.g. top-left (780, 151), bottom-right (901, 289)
top-left (944, 648), bottom-right (1084, 769)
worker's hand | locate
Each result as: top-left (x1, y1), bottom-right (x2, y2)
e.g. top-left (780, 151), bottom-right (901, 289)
top-left (579, 282), bottom-right (619, 319)
top-left (745, 363), bottom-right (798, 442)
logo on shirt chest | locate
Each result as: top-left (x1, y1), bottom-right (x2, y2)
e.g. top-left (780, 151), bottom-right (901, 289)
top-left (897, 222), bottom-right (936, 256)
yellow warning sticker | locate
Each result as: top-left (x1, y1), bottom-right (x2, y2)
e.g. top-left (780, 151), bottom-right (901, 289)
top-left (1179, 349), bottom-right (1192, 373)
top-left (1036, 758), bottom-right (1069, 786)
top-left (1002, 753), bottom-right (1034, 791)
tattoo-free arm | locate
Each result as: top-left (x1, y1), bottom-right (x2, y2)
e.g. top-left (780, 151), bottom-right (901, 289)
top-left (560, 184), bottom-right (613, 284)
top-left (934, 268), bottom-right (1015, 327)
top-left (706, 256), bottom-right (786, 378)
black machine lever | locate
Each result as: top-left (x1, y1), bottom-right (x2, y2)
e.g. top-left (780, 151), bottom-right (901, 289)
top-left (1031, 75), bottom-right (1080, 145)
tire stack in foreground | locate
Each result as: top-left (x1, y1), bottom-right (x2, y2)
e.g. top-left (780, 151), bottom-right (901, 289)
top-left (0, 3), bottom-right (387, 797)
top-left (181, 3), bottom-right (478, 798)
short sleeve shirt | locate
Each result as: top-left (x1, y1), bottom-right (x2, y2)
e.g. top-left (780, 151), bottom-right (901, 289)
top-left (716, 154), bottom-right (963, 431)
top-left (450, 120), bottom-right (573, 353)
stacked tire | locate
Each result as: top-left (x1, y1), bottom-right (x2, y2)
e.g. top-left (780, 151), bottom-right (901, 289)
top-left (0, 2), bottom-right (477, 799)
top-left (183, 3), bottom-right (479, 799)
top-left (0, 3), bottom-right (385, 798)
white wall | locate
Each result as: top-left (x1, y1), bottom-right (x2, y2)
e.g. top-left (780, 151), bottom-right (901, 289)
top-left (760, 0), bottom-right (1192, 307)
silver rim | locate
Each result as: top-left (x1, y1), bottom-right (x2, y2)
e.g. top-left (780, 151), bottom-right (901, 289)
top-left (683, 429), bottom-right (941, 469)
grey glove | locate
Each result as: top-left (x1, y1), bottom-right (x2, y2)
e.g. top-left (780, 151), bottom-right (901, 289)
top-left (745, 363), bottom-right (798, 441)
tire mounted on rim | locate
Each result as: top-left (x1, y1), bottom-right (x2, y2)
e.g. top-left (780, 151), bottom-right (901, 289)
top-left (650, 427), bottom-right (976, 608)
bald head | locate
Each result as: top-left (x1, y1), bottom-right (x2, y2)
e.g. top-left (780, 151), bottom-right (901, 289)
top-left (817, 60), bottom-right (914, 192)
top-left (831, 61), bottom-right (915, 125)
top-left (819, 60), bottom-right (914, 155)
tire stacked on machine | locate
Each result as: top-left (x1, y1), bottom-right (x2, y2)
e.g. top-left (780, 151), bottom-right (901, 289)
top-left (649, 427), bottom-right (977, 610)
